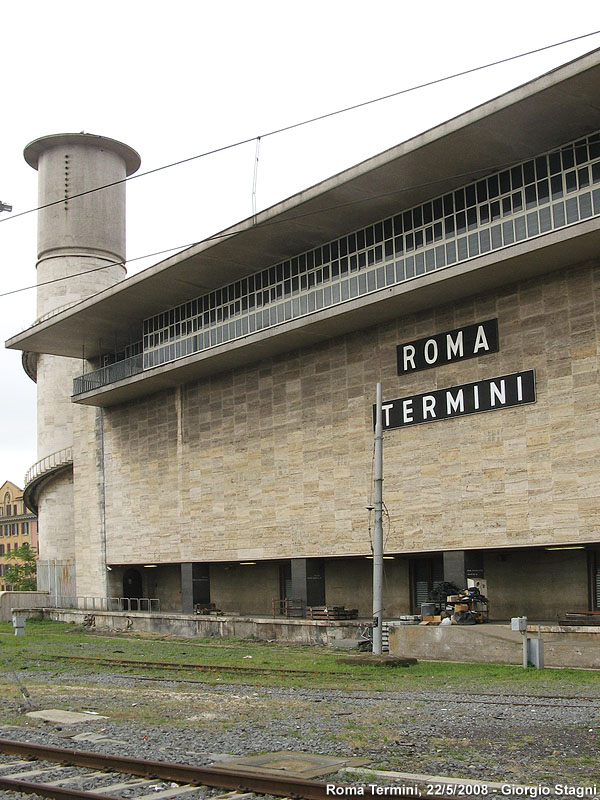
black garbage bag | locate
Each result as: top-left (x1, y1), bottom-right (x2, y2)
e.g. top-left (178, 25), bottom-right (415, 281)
top-left (453, 611), bottom-right (477, 625)
top-left (428, 582), bottom-right (461, 604)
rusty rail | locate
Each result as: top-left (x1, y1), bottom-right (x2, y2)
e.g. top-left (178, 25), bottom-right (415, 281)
top-left (36, 653), bottom-right (355, 676)
top-left (0, 775), bottom-right (122, 800)
top-left (0, 739), bottom-right (383, 800)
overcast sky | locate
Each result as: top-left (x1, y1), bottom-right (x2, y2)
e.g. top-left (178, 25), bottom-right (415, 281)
top-left (1, 1), bottom-right (599, 488)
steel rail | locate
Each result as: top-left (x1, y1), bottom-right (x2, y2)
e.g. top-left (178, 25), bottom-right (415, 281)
top-left (36, 654), bottom-right (355, 676)
top-left (0, 739), bottom-right (387, 800)
top-left (0, 774), bottom-right (123, 800)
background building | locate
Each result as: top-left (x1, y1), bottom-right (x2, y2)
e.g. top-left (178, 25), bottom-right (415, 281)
top-left (7, 48), bottom-right (600, 620)
top-left (0, 480), bottom-right (38, 591)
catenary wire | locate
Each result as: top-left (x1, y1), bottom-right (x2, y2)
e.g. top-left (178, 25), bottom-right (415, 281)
top-left (1, 29), bottom-right (599, 225)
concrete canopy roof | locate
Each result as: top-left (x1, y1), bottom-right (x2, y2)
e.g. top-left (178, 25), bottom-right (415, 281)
top-left (7, 46), bottom-right (600, 360)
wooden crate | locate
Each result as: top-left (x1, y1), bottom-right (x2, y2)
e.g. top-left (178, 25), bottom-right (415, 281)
top-left (306, 606), bottom-right (358, 620)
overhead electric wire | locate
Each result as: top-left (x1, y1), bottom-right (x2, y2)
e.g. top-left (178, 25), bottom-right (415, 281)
top-left (1, 29), bottom-right (599, 226)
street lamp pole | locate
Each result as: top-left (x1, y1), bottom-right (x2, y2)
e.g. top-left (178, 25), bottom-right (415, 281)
top-left (372, 382), bottom-right (384, 655)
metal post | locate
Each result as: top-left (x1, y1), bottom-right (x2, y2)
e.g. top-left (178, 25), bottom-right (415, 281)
top-left (373, 382), bottom-right (384, 655)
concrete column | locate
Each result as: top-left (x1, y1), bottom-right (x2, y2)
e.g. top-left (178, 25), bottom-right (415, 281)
top-left (181, 563), bottom-right (194, 614)
top-left (443, 550), bottom-right (466, 590)
top-left (290, 559), bottom-right (307, 612)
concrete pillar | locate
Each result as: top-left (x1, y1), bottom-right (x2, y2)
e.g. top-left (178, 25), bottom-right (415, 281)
top-left (443, 550), bottom-right (466, 590)
top-left (290, 558), bottom-right (326, 612)
top-left (181, 563), bottom-right (194, 614)
top-left (290, 559), bottom-right (308, 611)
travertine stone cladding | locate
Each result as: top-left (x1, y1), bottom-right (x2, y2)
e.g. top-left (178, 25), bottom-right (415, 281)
top-left (102, 261), bottom-right (600, 565)
top-left (36, 469), bottom-right (74, 562)
top-left (72, 404), bottom-right (108, 598)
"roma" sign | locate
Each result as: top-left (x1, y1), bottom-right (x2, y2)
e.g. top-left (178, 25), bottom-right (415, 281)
top-left (397, 319), bottom-right (499, 375)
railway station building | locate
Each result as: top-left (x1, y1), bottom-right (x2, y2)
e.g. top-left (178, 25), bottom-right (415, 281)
top-left (8, 48), bottom-right (600, 622)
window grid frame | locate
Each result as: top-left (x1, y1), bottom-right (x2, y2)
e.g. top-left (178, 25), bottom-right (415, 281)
top-left (120, 134), bottom-right (600, 370)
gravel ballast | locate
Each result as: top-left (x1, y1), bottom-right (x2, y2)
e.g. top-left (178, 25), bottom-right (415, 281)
top-left (1, 669), bottom-right (598, 788)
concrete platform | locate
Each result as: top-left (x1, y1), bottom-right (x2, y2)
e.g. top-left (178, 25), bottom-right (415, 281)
top-left (26, 709), bottom-right (108, 724)
top-left (18, 607), bottom-right (600, 669)
top-left (389, 622), bottom-right (600, 669)
top-left (22, 607), bottom-right (369, 645)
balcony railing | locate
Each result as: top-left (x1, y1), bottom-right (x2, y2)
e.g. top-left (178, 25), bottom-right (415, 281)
top-left (25, 447), bottom-right (73, 489)
top-left (53, 595), bottom-right (161, 612)
top-left (73, 354), bottom-right (143, 395)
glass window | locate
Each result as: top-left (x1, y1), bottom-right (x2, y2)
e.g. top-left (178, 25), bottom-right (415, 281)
top-left (552, 203), bottom-right (565, 228)
top-left (511, 165), bottom-right (523, 189)
top-left (479, 229), bottom-right (491, 253)
top-left (117, 129), bottom-right (600, 377)
top-left (580, 193), bottom-right (593, 219)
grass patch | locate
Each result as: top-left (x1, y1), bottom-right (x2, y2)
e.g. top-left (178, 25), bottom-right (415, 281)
top-left (0, 620), bottom-right (599, 694)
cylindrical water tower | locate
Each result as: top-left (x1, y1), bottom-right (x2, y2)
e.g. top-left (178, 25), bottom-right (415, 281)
top-left (22, 134), bottom-right (140, 594)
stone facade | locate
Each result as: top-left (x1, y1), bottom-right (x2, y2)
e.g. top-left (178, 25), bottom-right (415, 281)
top-left (100, 260), bottom-right (600, 568)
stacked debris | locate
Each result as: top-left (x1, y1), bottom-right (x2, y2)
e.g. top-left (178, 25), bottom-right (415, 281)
top-left (194, 603), bottom-right (222, 615)
top-left (445, 587), bottom-right (488, 624)
top-left (558, 611), bottom-right (600, 626)
top-left (420, 585), bottom-right (489, 625)
top-left (306, 606), bottom-right (358, 620)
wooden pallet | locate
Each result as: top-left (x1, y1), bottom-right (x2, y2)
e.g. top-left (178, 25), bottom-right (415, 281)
top-left (559, 611), bottom-right (600, 626)
top-left (306, 606), bottom-right (358, 620)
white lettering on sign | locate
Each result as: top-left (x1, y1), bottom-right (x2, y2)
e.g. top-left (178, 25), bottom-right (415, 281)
top-left (473, 324), bottom-right (490, 353)
top-left (397, 319), bottom-right (498, 375)
top-left (446, 330), bottom-right (464, 359)
top-left (424, 339), bottom-right (438, 364)
top-left (382, 403), bottom-right (394, 427)
top-left (490, 380), bottom-right (506, 406)
top-left (403, 344), bottom-right (416, 371)
top-left (375, 370), bottom-right (536, 430)
top-left (446, 389), bottom-right (464, 415)
top-left (422, 395), bottom-right (437, 419)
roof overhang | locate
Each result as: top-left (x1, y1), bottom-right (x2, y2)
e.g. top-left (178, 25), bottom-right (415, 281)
top-left (7, 46), bottom-right (600, 360)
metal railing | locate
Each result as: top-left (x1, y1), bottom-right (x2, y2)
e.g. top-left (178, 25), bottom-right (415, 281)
top-left (52, 595), bottom-right (161, 612)
top-left (24, 447), bottom-right (73, 489)
top-left (34, 301), bottom-right (79, 326)
top-left (73, 354), bottom-right (143, 395)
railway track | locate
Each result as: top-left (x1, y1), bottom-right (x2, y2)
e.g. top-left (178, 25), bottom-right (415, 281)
top-left (0, 739), bottom-right (429, 800)
top-left (33, 654), bottom-right (357, 678)
top-left (117, 675), bottom-right (599, 708)
top-left (25, 654), bottom-right (598, 708)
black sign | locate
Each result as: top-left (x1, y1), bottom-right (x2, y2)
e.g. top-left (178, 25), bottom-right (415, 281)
top-left (376, 370), bottom-right (536, 430)
top-left (397, 319), bottom-right (499, 375)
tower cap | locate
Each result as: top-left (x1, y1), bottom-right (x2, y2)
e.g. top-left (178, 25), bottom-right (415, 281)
top-left (24, 133), bottom-right (140, 176)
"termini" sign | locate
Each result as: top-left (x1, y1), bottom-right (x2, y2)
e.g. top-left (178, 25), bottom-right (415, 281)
top-left (379, 370), bottom-right (536, 430)
top-left (397, 319), bottom-right (498, 375)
